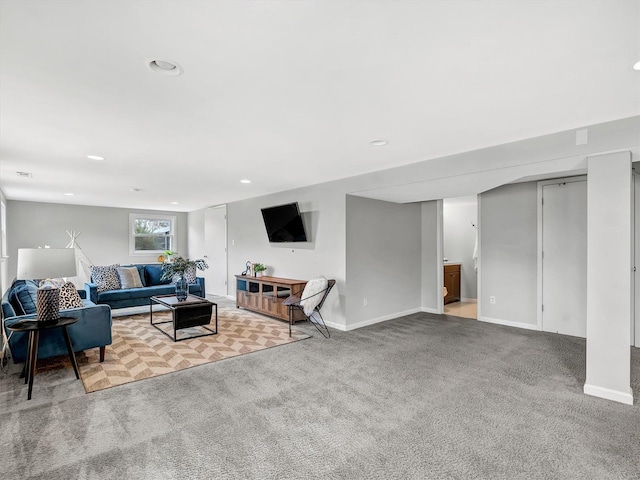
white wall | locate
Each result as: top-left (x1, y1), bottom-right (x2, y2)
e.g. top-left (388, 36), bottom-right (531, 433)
top-left (187, 208), bottom-right (205, 260)
top-left (226, 183), bottom-right (347, 329)
top-left (5, 201), bottom-right (189, 282)
top-left (345, 195), bottom-right (422, 328)
top-left (584, 151), bottom-right (633, 404)
top-left (421, 200), bottom-right (441, 313)
top-left (479, 182), bottom-right (538, 328)
top-left (0, 189), bottom-right (8, 294)
top-left (443, 196), bottom-right (477, 300)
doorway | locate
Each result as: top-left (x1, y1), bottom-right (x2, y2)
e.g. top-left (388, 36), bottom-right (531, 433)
top-left (538, 177), bottom-right (587, 337)
top-left (204, 205), bottom-right (228, 297)
top-left (442, 195), bottom-right (478, 319)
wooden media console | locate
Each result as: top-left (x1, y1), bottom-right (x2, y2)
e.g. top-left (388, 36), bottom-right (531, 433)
top-left (235, 275), bottom-right (308, 323)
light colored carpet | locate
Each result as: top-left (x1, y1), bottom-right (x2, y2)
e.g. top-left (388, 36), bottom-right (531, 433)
top-left (1, 311), bottom-right (639, 479)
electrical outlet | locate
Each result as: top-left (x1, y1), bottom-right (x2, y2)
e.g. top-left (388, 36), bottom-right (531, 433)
top-left (363, 297), bottom-right (368, 307)
top-left (489, 296), bottom-right (496, 304)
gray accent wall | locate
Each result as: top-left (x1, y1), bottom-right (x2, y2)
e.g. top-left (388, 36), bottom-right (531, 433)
top-left (345, 195), bottom-right (422, 328)
top-left (5, 201), bottom-right (188, 282)
top-left (479, 182), bottom-right (538, 326)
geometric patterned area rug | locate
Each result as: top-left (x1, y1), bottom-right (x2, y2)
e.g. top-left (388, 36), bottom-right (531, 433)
top-left (74, 306), bottom-right (310, 393)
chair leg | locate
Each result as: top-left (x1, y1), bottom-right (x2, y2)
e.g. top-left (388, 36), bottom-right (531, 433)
top-left (99, 346), bottom-right (105, 362)
top-left (309, 310), bottom-right (330, 339)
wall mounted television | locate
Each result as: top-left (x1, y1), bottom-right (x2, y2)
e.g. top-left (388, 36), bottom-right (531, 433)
top-left (261, 202), bottom-right (308, 242)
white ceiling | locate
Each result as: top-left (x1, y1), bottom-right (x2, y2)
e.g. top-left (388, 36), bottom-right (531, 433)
top-left (1, 0), bottom-right (639, 211)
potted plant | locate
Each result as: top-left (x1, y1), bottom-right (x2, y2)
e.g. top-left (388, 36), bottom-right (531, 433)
top-left (161, 255), bottom-right (208, 300)
top-left (253, 263), bottom-right (267, 277)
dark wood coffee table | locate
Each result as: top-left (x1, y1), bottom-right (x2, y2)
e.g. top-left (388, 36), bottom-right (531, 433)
top-left (150, 294), bottom-right (217, 342)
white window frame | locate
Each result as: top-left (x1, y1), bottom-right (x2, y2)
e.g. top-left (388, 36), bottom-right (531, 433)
top-left (129, 213), bottom-right (177, 255)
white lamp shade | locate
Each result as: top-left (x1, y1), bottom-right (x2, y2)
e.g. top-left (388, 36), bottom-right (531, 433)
top-left (16, 248), bottom-right (77, 280)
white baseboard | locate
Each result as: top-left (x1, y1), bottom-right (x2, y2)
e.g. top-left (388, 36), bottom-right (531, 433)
top-left (477, 315), bottom-right (539, 331)
top-left (584, 384), bottom-right (634, 405)
top-left (227, 295), bottom-right (235, 301)
top-left (460, 298), bottom-right (478, 303)
top-left (345, 308), bottom-right (423, 331)
top-left (421, 307), bottom-right (440, 314)
top-left (323, 320), bottom-right (347, 331)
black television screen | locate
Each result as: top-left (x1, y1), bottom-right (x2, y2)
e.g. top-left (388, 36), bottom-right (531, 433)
top-left (261, 202), bottom-right (308, 242)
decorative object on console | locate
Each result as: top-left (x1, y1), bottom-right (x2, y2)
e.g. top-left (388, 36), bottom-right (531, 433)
top-left (253, 263), bottom-right (267, 277)
top-left (242, 261), bottom-right (252, 276)
top-left (160, 256), bottom-right (208, 301)
top-left (16, 248), bottom-right (77, 322)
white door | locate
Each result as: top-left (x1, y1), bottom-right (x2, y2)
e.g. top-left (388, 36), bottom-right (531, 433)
top-left (541, 180), bottom-right (587, 337)
top-left (204, 205), bottom-right (227, 297)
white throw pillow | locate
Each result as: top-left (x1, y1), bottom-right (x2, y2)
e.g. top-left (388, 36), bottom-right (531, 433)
top-left (300, 276), bottom-right (328, 316)
top-left (117, 266), bottom-right (144, 289)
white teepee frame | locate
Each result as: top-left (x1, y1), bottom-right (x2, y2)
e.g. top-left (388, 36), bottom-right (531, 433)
top-left (66, 230), bottom-right (93, 287)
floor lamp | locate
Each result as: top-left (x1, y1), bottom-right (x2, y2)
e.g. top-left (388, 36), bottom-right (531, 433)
top-left (16, 248), bottom-right (77, 323)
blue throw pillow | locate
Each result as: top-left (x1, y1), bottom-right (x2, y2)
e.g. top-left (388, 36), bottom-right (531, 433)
top-left (145, 264), bottom-right (171, 286)
top-left (9, 280), bottom-right (38, 316)
top-left (135, 265), bottom-right (147, 287)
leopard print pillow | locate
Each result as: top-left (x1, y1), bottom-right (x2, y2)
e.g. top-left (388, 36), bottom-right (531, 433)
top-left (173, 265), bottom-right (197, 284)
top-left (59, 282), bottom-right (84, 310)
top-left (90, 264), bottom-right (121, 292)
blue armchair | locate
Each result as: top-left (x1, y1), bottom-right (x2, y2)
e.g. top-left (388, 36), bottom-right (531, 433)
top-left (2, 280), bottom-right (112, 363)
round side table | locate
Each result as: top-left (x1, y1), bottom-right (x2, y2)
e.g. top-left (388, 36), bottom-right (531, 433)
top-left (6, 317), bottom-right (80, 400)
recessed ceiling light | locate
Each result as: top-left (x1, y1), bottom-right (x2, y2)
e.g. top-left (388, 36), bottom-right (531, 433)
top-left (634, 61), bottom-right (640, 71)
top-left (370, 140), bottom-right (388, 146)
top-left (146, 59), bottom-right (183, 76)
top-left (64, 193), bottom-right (74, 196)
top-left (170, 202), bottom-right (179, 205)
top-left (240, 179), bottom-right (252, 184)
top-left (87, 155), bottom-right (104, 161)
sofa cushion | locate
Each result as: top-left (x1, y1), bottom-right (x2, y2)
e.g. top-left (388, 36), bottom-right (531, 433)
top-left (8, 280), bottom-right (38, 316)
top-left (59, 282), bottom-right (84, 310)
top-left (117, 266), bottom-right (144, 289)
top-left (98, 284), bottom-right (176, 302)
top-left (90, 264), bottom-right (121, 292)
top-left (145, 264), bottom-right (171, 286)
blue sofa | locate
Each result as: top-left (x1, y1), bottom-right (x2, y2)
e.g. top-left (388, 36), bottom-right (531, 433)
top-left (85, 263), bottom-right (206, 309)
top-left (2, 280), bottom-right (112, 363)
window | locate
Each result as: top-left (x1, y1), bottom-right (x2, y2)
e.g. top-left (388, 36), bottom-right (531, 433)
top-left (129, 213), bottom-right (176, 255)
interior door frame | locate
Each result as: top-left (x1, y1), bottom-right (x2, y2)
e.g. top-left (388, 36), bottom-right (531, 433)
top-left (634, 172), bottom-right (639, 346)
top-left (204, 204), bottom-right (228, 298)
top-left (437, 199), bottom-right (444, 314)
top-left (536, 175), bottom-right (587, 332)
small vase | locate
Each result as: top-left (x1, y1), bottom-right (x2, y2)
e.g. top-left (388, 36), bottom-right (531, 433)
top-left (175, 275), bottom-right (188, 301)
